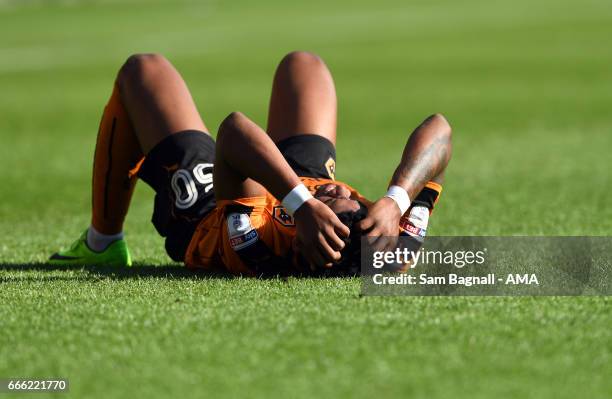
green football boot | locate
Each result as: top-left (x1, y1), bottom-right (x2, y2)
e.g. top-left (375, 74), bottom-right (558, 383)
top-left (49, 230), bottom-right (132, 266)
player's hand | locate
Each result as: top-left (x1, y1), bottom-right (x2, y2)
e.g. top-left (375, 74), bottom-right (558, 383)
top-left (357, 197), bottom-right (401, 252)
top-left (293, 198), bottom-right (350, 269)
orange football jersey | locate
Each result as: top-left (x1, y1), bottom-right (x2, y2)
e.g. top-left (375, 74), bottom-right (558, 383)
top-left (184, 177), bottom-right (369, 275)
top-left (184, 178), bottom-right (441, 275)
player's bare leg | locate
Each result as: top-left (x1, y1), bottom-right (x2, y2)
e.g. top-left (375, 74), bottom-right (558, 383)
top-left (116, 54), bottom-right (208, 153)
top-left (97, 53), bottom-right (209, 235)
top-left (51, 54), bottom-right (209, 265)
top-left (266, 51), bottom-right (352, 203)
top-left (212, 51), bottom-right (339, 201)
top-left (267, 51), bottom-right (337, 145)
top-left (267, 51), bottom-right (368, 218)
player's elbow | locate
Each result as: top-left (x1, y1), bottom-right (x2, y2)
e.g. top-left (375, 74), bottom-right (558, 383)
top-left (429, 113), bottom-right (452, 163)
top-left (436, 113), bottom-right (452, 133)
top-left (426, 113), bottom-right (452, 144)
top-left (431, 113), bottom-right (452, 134)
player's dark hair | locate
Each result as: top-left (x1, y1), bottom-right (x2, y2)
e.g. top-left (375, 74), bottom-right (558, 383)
top-left (321, 201), bottom-right (368, 276)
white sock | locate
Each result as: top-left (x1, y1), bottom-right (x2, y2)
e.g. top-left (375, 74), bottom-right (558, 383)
top-left (87, 225), bottom-right (124, 252)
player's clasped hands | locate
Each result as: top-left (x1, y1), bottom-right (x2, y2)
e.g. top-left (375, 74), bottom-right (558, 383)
top-left (293, 198), bottom-right (350, 269)
top-left (358, 197), bottom-right (402, 252)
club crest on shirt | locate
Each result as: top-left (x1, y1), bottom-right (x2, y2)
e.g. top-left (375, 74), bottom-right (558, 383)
top-left (325, 157), bottom-right (336, 180)
top-left (273, 206), bottom-right (295, 227)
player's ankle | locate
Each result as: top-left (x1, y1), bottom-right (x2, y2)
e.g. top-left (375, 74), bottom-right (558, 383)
top-left (87, 225), bottom-right (124, 252)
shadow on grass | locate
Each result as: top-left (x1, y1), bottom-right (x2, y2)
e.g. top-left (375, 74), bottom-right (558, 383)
top-left (0, 262), bottom-right (234, 281)
top-left (0, 263), bottom-right (355, 281)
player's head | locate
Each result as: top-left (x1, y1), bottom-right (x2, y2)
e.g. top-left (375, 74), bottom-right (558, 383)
top-left (314, 183), bottom-right (368, 275)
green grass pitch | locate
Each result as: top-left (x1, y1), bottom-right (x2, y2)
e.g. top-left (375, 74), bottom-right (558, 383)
top-left (0, 0), bottom-right (611, 398)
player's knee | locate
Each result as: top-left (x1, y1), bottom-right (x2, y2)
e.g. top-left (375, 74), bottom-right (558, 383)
top-left (118, 53), bottom-right (168, 88)
top-left (221, 111), bottom-right (246, 127)
top-left (282, 50), bottom-right (323, 65)
top-left (279, 51), bottom-right (327, 74)
top-left (218, 112), bottom-right (246, 138)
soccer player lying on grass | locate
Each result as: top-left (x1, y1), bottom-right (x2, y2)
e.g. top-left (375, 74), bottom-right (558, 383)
top-left (50, 51), bottom-right (452, 275)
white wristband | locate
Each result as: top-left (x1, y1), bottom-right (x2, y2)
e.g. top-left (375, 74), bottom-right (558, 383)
top-left (384, 185), bottom-right (411, 215)
top-left (282, 184), bottom-right (313, 216)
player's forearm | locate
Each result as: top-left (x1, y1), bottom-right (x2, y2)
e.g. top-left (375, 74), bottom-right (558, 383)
top-left (389, 113), bottom-right (452, 199)
top-left (216, 112), bottom-right (302, 199)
